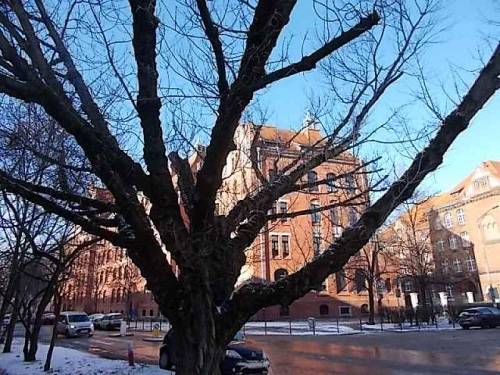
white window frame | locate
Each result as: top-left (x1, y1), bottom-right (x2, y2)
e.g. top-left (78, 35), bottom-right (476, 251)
top-left (453, 258), bottom-right (462, 273)
top-left (466, 255), bottom-right (476, 272)
top-left (449, 235), bottom-right (458, 250)
top-left (444, 212), bottom-right (453, 228)
top-left (456, 209), bottom-right (466, 225)
top-left (270, 232), bottom-right (291, 259)
top-left (436, 239), bottom-right (445, 252)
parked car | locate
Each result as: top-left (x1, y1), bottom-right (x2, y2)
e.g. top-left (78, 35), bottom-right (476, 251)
top-left (56, 312), bottom-right (93, 337)
top-left (458, 307), bottom-right (500, 329)
top-left (42, 312), bottom-right (56, 325)
top-left (2, 313), bottom-right (11, 328)
top-left (97, 313), bottom-right (123, 330)
top-left (159, 329), bottom-right (270, 374)
top-left (89, 313), bottom-right (105, 326)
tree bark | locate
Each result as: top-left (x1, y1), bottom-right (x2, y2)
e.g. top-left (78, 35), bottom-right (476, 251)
top-left (3, 292), bottom-right (21, 353)
top-left (44, 291), bottom-right (61, 371)
top-left (367, 280), bottom-right (375, 325)
top-left (167, 288), bottom-right (226, 375)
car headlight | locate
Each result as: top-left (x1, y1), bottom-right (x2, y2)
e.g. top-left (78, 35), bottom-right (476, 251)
top-left (90, 323), bottom-right (94, 330)
top-left (262, 351), bottom-right (268, 360)
top-left (225, 350), bottom-right (242, 359)
top-left (70, 325), bottom-right (76, 329)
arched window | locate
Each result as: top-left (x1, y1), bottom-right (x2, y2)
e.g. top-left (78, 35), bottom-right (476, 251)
top-left (319, 304), bottom-right (329, 316)
top-left (308, 171), bottom-right (318, 191)
top-left (360, 304), bottom-right (369, 314)
top-left (274, 268), bottom-right (288, 281)
top-left (310, 200), bottom-right (321, 224)
top-left (481, 215), bottom-right (499, 241)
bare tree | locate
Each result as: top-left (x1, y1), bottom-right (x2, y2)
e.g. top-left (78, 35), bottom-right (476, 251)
top-left (0, 1), bottom-right (498, 373)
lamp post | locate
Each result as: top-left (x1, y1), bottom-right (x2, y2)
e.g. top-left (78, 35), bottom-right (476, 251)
top-left (477, 204), bottom-right (499, 305)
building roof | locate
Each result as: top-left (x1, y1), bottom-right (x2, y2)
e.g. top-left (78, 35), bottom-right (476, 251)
top-left (449, 160), bottom-right (500, 195)
top-left (257, 124), bottom-right (324, 147)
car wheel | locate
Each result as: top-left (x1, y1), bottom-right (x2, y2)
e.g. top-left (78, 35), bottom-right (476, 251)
top-left (159, 351), bottom-right (171, 370)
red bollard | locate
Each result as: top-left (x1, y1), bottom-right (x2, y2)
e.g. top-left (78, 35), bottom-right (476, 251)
top-left (128, 341), bottom-right (135, 366)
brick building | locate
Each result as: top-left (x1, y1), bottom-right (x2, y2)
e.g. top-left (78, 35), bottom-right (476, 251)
top-left (384, 161), bottom-right (500, 308)
top-left (63, 122), bottom-right (403, 319)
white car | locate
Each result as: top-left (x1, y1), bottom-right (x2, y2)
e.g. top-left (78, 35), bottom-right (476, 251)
top-left (2, 313), bottom-right (11, 327)
top-left (56, 312), bottom-right (94, 337)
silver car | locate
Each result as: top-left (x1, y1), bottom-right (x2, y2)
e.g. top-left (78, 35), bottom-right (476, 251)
top-left (56, 312), bottom-right (94, 337)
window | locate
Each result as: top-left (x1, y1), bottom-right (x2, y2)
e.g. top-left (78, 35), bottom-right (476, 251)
top-left (308, 171), bottom-right (318, 191)
top-left (269, 169), bottom-right (277, 182)
top-left (449, 235), bottom-right (458, 250)
top-left (403, 280), bottom-right (412, 292)
top-left (215, 202), bottom-right (220, 215)
top-left (274, 268), bottom-right (288, 281)
top-left (279, 201), bottom-right (288, 221)
top-left (460, 232), bottom-right (471, 247)
top-left (270, 201), bottom-right (277, 217)
top-left (281, 235), bottom-right (290, 257)
top-left (385, 278), bottom-right (392, 293)
top-left (111, 289), bottom-right (115, 303)
top-left (313, 227), bottom-right (321, 256)
top-left (444, 212), bottom-right (453, 228)
top-left (345, 174), bottom-right (356, 193)
top-left (473, 177), bottom-right (489, 191)
top-left (441, 260), bottom-right (449, 274)
top-left (445, 284), bottom-right (453, 297)
top-left (481, 215), bottom-right (499, 241)
top-left (436, 239), bottom-right (445, 252)
top-left (326, 173), bottom-right (336, 192)
top-left (456, 209), bottom-right (466, 225)
top-left (434, 217), bottom-right (442, 229)
top-left (336, 270), bottom-right (347, 292)
top-left (466, 255), bottom-right (477, 272)
top-left (339, 306), bottom-right (352, 317)
top-left (453, 258), bottom-right (462, 273)
top-left (348, 208), bottom-right (357, 226)
top-left (311, 201), bottom-right (321, 224)
top-left (279, 305), bottom-right (290, 316)
top-left (150, 309), bottom-right (154, 317)
top-left (360, 304), bottom-right (369, 314)
top-left (271, 235), bottom-right (279, 258)
top-left (354, 269), bottom-right (366, 293)
top-left (319, 304), bottom-right (329, 316)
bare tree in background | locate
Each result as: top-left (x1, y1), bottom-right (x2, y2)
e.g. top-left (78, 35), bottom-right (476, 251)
top-left (0, 1), bottom-right (498, 373)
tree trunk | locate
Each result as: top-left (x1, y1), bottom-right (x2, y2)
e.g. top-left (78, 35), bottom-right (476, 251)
top-left (367, 280), bottom-right (375, 325)
top-left (25, 318), bottom-right (42, 361)
top-left (168, 289), bottom-right (227, 375)
top-left (44, 291), bottom-right (61, 371)
top-left (2, 292), bottom-right (21, 353)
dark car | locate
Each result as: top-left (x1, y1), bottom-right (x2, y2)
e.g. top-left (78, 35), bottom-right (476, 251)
top-left (458, 307), bottom-right (500, 329)
top-left (42, 312), bottom-right (56, 325)
top-left (159, 330), bottom-right (270, 374)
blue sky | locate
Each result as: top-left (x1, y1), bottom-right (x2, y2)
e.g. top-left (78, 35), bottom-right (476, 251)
top-left (254, 0), bottom-right (499, 195)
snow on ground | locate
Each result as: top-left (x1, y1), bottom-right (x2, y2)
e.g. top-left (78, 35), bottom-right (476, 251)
top-left (0, 341), bottom-right (172, 375)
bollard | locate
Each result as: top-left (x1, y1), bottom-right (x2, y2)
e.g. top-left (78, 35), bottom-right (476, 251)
top-left (336, 318), bottom-right (340, 334)
top-left (264, 320), bottom-right (267, 335)
top-left (380, 320), bottom-right (383, 331)
top-left (312, 319), bottom-right (316, 336)
top-left (160, 320), bottom-right (162, 332)
top-left (359, 318), bottom-right (363, 332)
top-left (127, 341), bottom-right (135, 367)
top-left (289, 319), bottom-right (292, 335)
top-left (142, 320), bottom-right (145, 330)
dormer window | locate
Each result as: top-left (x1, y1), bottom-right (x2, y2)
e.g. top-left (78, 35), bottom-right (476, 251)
top-left (473, 176), bottom-right (489, 191)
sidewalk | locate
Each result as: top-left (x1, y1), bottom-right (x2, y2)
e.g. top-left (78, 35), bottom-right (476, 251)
top-left (0, 340), bottom-right (170, 375)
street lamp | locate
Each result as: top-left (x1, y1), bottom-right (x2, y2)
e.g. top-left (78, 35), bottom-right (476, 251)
top-left (477, 204), bottom-right (499, 305)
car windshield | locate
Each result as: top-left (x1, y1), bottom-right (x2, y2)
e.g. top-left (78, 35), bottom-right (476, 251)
top-left (68, 314), bottom-right (90, 322)
top-left (108, 314), bottom-right (122, 319)
top-left (462, 309), bottom-right (480, 315)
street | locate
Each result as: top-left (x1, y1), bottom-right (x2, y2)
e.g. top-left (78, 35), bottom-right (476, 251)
top-left (19, 326), bottom-right (500, 374)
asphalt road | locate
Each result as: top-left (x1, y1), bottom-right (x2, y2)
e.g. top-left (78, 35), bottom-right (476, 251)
top-left (16, 325), bottom-right (500, 374)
